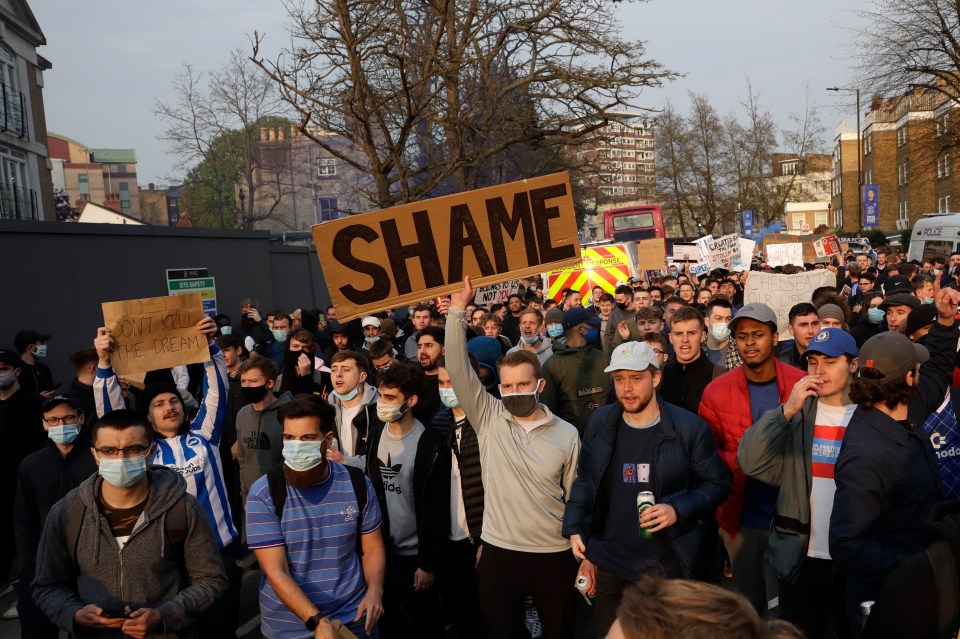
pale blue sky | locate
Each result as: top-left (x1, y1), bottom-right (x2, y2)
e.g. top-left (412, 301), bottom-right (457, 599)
top-left (31, 0), bottom-right (866, 184)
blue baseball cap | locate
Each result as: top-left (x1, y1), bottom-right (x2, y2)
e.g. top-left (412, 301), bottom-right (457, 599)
top-left (562, 307), bottom-right (601, 329)
top-left (804, 327), bottom-right (858, 359)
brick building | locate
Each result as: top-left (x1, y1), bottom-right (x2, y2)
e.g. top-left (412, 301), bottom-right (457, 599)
top-left (829, 123), bottom-right (861, 232)
top-left (833, 87), bottom-right (960, 233)
top-left (49, 133), bottom-right (140, 217)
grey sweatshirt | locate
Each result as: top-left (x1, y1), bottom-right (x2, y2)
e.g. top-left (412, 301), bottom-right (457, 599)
top-left (445, 308), bottom-right (580, 553)
top-left (32, 467), bottom-right (227, 638)
top-left (236, 391), bottom-right (293, 499)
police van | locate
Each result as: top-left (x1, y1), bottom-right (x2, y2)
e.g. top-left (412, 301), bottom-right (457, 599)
top-left (907, 214), bottom-right (960, 262)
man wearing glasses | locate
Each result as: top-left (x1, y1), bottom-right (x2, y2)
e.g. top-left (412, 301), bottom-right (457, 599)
top-left (14, 391), bottom-right (97, 635)
top-left (33, 409), bottom-right (226, 638)
top-left (91, 316), bottom-right (240, 639)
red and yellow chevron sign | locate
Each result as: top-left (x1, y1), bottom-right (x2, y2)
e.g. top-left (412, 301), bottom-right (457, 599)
top-left (547, 245), bottom-right (632, 302)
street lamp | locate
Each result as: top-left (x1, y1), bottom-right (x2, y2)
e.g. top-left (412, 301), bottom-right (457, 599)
top-left (827, 86), bottom-right (862, 233)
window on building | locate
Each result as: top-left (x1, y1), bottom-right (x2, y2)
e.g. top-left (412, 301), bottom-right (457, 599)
top-left (815, 211), bottom-right (829, 226)
top-left (897, 127), bottom-right (906, 146)
top-left (834, 209), bottom-right (843, 228)
top-left (899, 200), bottom-right (910, 226)
top-left (947, 195), bottom-right (952, 213)
top-left (781, 160), bottom-right (799, 176)
top-left (317, 197), bottom-right (339, 222)
top-left (792, 213), bottom-right (806, 229)
top-left (865, 135), bottom-right (872, 154)
top-left (317, 158), bottom-right (337, 176)
top-left (117, 164), bottom-right (127, 174)
top-left (78, 173), bottom-right (89, 197)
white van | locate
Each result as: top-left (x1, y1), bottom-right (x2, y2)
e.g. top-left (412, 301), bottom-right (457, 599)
top-left (907, 214), bottom-right (960, 262)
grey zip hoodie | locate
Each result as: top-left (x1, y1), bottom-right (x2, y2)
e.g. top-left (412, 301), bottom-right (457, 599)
top-left (236, 391), bottom-right (293, 499)
top-left (32, 467), bottom-right (227, 638)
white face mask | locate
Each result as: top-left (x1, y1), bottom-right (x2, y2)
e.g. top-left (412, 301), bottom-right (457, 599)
top-left (710, 322), bottom-right (731, 342)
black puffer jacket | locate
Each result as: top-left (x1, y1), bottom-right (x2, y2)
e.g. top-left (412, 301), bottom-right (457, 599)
top-left (432, 408), bottom-right (484, 543)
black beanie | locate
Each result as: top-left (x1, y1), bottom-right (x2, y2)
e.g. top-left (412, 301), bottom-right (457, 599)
top-left (138, 383), bottom-right (184, 417)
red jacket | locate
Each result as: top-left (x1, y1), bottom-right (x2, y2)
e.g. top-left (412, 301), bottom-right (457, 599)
top-left (699, 360), bottom-right (804, 538)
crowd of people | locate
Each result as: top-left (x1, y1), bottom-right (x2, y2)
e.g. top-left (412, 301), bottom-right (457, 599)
top-left (1, 243), bottom-right (959, 639)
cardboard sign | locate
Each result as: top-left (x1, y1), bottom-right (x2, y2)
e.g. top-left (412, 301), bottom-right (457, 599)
top-left (690, 235), bottom-right (713, 277)
top-left (636, 238), bottom-right (667, 271)
top-left (706, 234), bottom-right (741, 270)
top-left (766, 243), bottom-right (804, 268)
top-left (312, 173), bottom-right (581, 321)
top-left (101, 293), bottom-right (210, 375)
top-left (813, 235), bottom-right (842, 258)
top-left (742, 270), bottom-right (836, 334)
top-left (474, 280), bottom-right (522, 305)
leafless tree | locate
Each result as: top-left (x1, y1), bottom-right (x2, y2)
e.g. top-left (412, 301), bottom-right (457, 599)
top-left (853, 0), bottom-right (960, 153)
top-left (155, 48), bottom-right (291, 229)
top-left (252, 0), bottom-right (675, 209)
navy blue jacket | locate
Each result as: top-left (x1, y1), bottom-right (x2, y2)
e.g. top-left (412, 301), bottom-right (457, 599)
top-left (562, 397), bottom-right (730, 578)
top-left (830, 320), bottom-right (958, 609)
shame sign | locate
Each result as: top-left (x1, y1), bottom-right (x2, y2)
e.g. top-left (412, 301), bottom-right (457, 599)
top-left (313, 173), bottom-right (581, 321)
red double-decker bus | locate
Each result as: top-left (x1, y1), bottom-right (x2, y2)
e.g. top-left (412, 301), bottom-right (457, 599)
top-left (602, 205), bottom-right (667, 249)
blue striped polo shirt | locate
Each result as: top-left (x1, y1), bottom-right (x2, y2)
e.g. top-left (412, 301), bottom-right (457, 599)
top-left (246, 462), bottom-right (382, 639)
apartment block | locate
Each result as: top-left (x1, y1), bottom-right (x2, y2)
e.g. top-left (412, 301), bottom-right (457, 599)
top-left (49, 133), bottom-right (140, 217)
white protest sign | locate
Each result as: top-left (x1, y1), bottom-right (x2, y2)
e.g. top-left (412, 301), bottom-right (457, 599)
top-left (766, 243), bottom-right (804, 268)
top-left (474, 279), bottom-right (522, 305)
top-left (742, 270), bottom-right (836, 334)
top-left (732, 238), bottom-right (756, 272)
top-left (706, 234), bottom-right (741, 270)
top-left (690, 235), bottom-right (713, 277)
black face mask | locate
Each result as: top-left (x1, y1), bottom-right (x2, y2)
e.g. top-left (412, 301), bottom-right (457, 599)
top-left (616, 302), bottom-right (628, 311)
top-left (242, 385), bottom-right (270, 403)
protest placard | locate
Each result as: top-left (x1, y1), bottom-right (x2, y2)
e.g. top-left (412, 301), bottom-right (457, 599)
top-left (813, 235), bottom-right (842, 258)
top-left (672, 243), bottom-right (700, 263)
top-left (731, 238), bottom-right (756, 271)
top-left (690, 235), bottom-right (713, 277)
top-left (474, 280), bottom-right (522, 305)
top-left (706, 234), bottom-right (741, 270)
top-left (742, 270), bottom-right (836, 334)
top-left (766, 243), bottom-right (804, 268)
top-left (636, 238), bottom-right (667, 271)
top-left (101, 293), bottom-right (209, 375)
top-left (312, 172), bottom-right (581, 320)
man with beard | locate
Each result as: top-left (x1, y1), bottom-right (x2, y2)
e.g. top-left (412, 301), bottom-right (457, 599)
top-left (563, 342), bottom-right (729, 637)
top-left (246, 395), bottom-right (386, 639)
top-left (446, 277), bottom-right (581, 639)
top-left (413, 326), bottom-right (444, 424)
top-left (365, 364), bottom-right (448, 639)
top-left (699, 303), bottom-right (804, 615)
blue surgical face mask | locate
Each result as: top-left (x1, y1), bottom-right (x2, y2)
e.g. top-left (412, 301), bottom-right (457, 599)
top-left (34, 344), bottom-right (47, 359)
top-left (582, 327), bottom-right (600, 344)
top-left (48, 423), bottom-right (80, 445)
top-left (364, 335), bottom-right (380, 344)
top-left (547, 324), bottom-right (564, 339)
top-left (219, 326), bottom-right (233, 336)
top-left (331, 379), bottom-right (363, 402)
top-left (519, 334), bottom-right (541, 345)
top-left (867, 307), bottom-right (885, 324)
top-left (98, 455), bottom-right (148, 488)
top-left (282, 440), bottom-right (324, 471)
top-left (923, 297), bottom-right (935, 305)
top-left (272, 329), bottom-right (288, 343)
top-left (439, 387), bottom-right (460, 409)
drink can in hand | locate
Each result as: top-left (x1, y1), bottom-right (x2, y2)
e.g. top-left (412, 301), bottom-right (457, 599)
top-left (638, 491), bottom-right (656, 538)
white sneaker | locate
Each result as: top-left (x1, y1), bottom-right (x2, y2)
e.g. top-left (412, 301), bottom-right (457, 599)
top-left (523, 607), bottom-right (542, 639)
top-left (0, 582), bottom-right (13, 598)
top-left (1, 602), bottom-right (17, 620)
